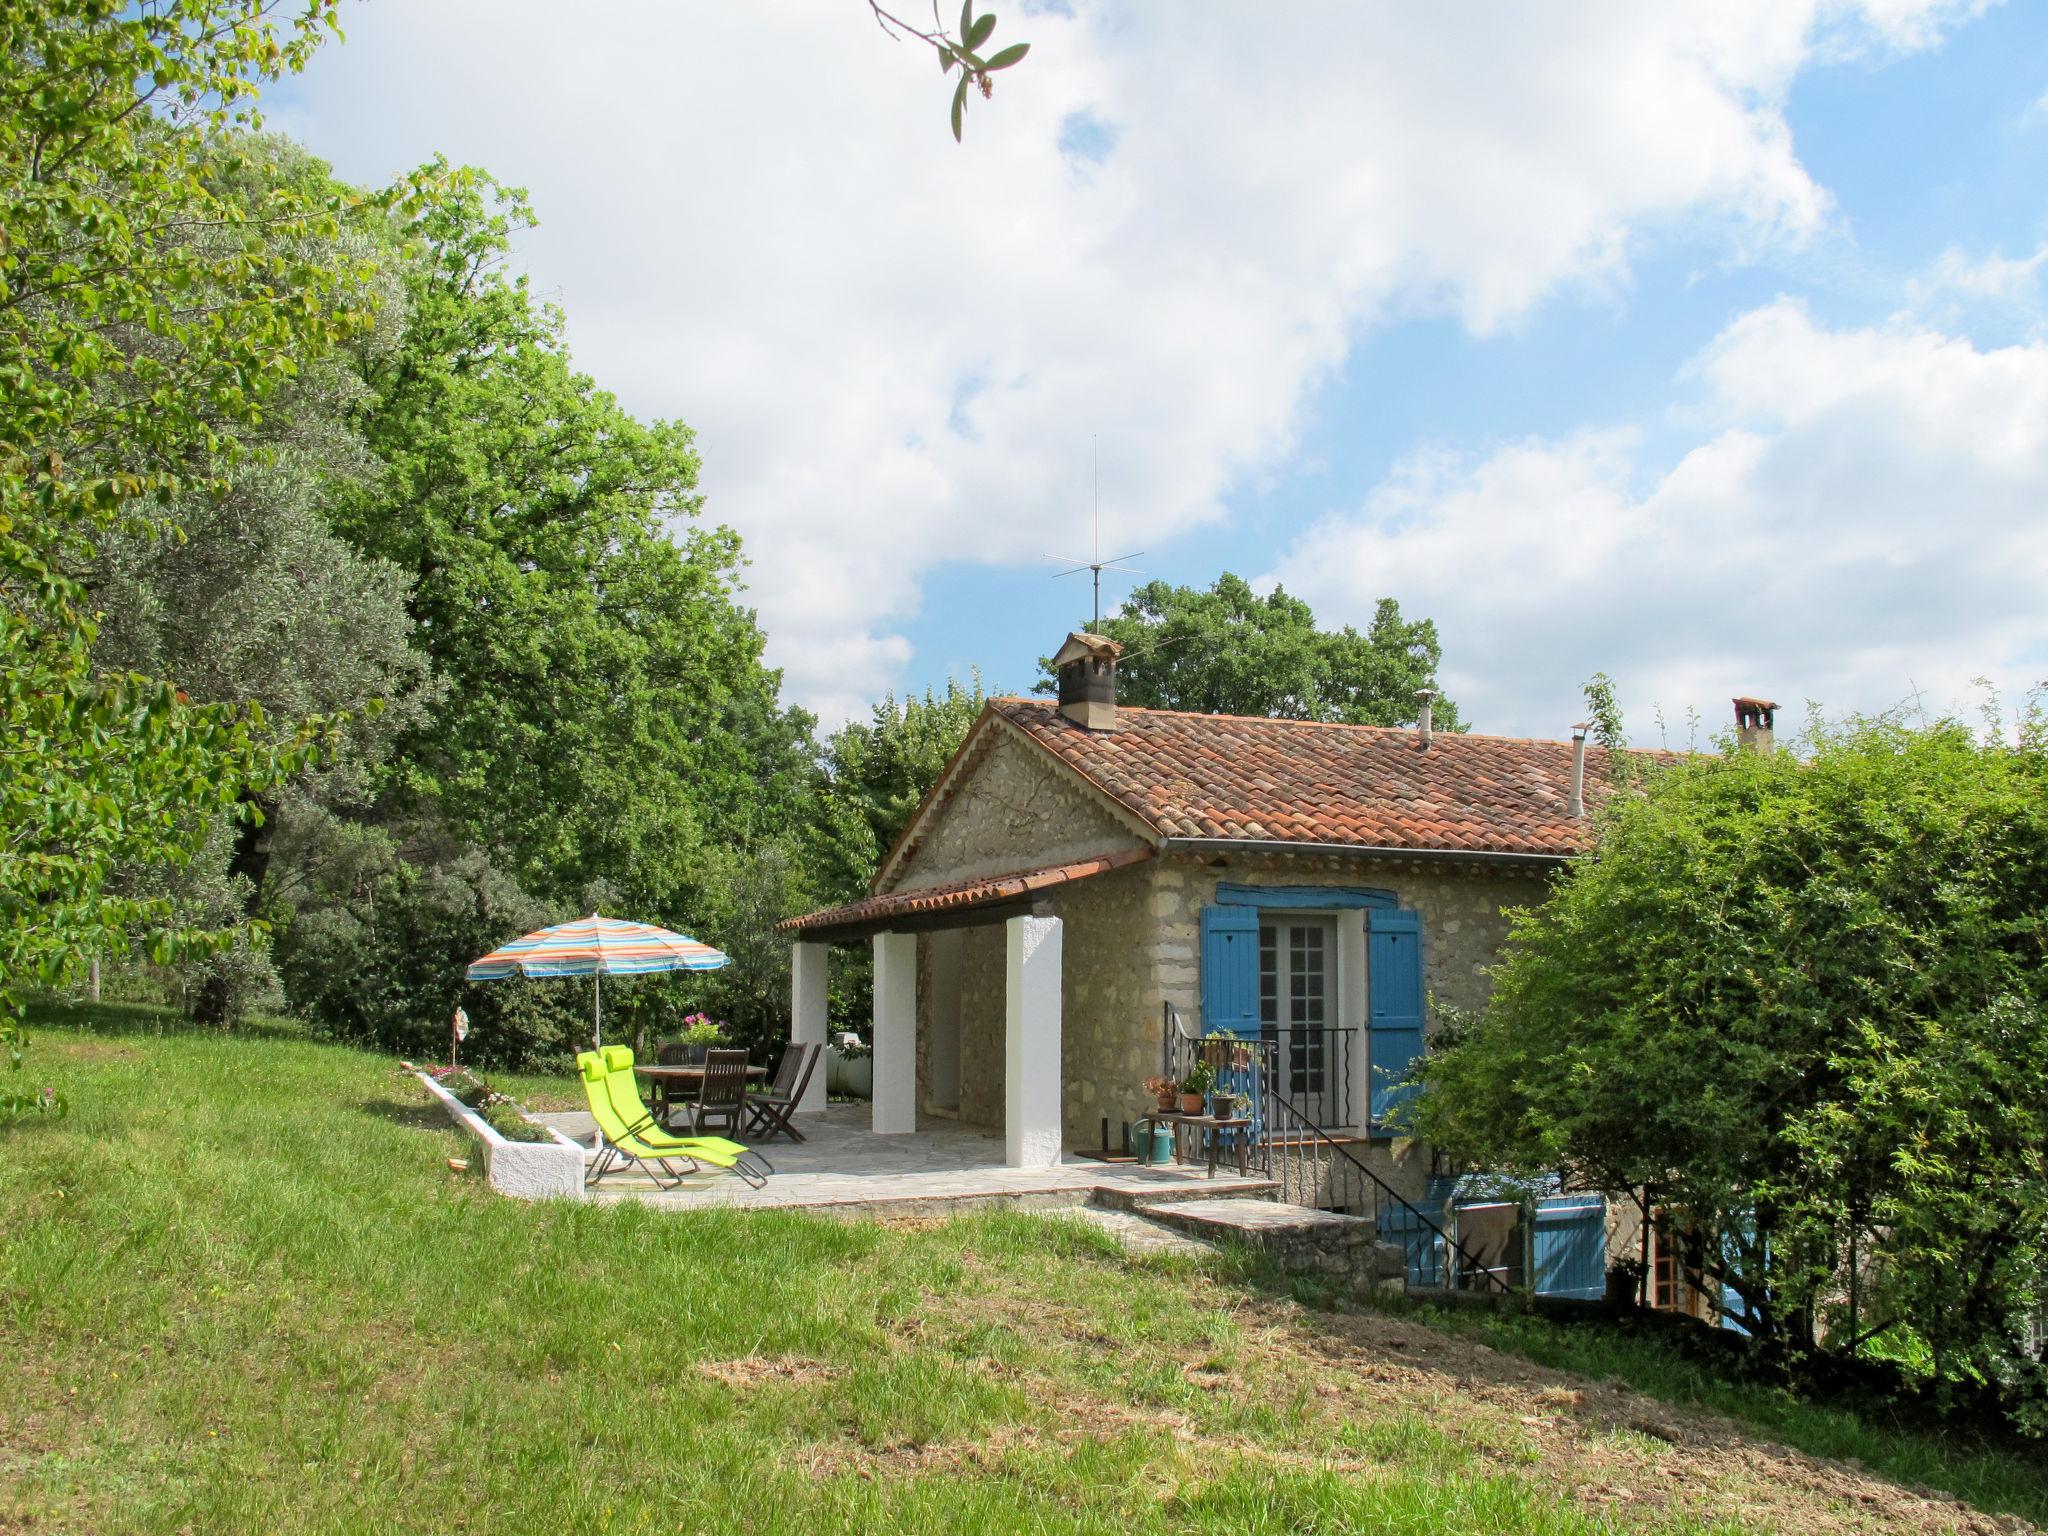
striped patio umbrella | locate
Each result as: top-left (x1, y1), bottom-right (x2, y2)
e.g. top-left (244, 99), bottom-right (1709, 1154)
top-left (466, 914), bottom-right (729, 1049)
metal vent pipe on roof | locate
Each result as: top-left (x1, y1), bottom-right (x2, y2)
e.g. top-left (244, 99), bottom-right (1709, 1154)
top-left (1415, 688), bottom-right (1435, 748)
top-left (1568, 723), bottom-right (1588, 819)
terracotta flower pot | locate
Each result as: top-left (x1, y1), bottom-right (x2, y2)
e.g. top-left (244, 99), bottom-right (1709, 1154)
top-left (1154, 1091), bottom-right (1177, 1112)
top-left (1178, 1092), bottom-right (1206, 1115)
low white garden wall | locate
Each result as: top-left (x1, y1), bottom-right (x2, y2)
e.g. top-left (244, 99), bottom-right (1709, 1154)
top-left (408, 1065), bottom-right (587, 1202)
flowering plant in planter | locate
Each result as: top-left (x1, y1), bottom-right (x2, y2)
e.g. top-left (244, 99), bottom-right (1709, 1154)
top-left (1141, 1075), bottom-right (1177, 1112)
top-left (680, 1013), bottom-right (726, 1047)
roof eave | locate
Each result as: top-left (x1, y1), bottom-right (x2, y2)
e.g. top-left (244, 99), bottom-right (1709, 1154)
top-left (1158, 836), bottom-right (1578, 869)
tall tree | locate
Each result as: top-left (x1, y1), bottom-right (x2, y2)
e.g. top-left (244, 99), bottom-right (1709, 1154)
top-left (327, 163), bottom-right (804, 918)
top-left (0, 1), bottom-right (362, 1054)
top-left (821, 675), bottom-right (988, 880)
top-left (1040, 574), bottom-right (1461, 728)
top-left (86, 145), bottom-right (437, 1023)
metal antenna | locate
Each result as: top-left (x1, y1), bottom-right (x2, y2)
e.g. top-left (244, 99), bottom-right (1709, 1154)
top-left (1047, 437), bottom-right (1142, 628)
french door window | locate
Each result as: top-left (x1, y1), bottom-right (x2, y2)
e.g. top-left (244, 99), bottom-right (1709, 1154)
top-left (1259, 917), bottom-right (1334, 1107)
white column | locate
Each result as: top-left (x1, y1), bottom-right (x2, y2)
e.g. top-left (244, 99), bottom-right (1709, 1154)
top-left (1005, 913), bottom-right (1063, 1169)
top-left (790, 941), bottom-right (830, 1115)
top-left (871, 931), bottom-right (918, 1134)
top-left (1340, 912), bottom-right (1369, 1136)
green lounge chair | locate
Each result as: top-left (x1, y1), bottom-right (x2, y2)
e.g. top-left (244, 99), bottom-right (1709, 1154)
top-left (595, 1046), bottom-right (773, 1187)
top-left (576, 1051), bottom-right (703, 1189)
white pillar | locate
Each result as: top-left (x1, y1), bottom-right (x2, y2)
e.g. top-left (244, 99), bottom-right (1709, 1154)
top-left (871, 931), bottom-right (918, 1134)
top-left (790, 941), bottom-right (829, 1115)
top-left (1339, 912), bottom-right (1369, 1135)
top-left (1005, 913), bottom-right (1063, 1169)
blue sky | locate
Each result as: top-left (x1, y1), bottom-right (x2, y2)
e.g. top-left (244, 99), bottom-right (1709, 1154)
top-left (272, 2), bottom-right (2048, 737)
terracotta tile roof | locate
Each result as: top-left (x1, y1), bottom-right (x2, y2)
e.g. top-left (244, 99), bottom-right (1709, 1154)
top-left (990, 698), bottom-right (1626, 859)
top-left (777, 849), bottom-right (1154, 936)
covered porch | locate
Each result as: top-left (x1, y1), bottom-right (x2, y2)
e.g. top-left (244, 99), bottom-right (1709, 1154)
top-left (778, 853), bottom-right (1154, 1172)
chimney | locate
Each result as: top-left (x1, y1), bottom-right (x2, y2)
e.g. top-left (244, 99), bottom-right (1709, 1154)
top-left (1415, 688), bottom-right (1435, 748)
top-left (1052, 631), bottom-right (1122, 731)
top-left (1567, 723), bottom-right (1588, 819)
top-left (1733, 696), bottom-right (1778, 754)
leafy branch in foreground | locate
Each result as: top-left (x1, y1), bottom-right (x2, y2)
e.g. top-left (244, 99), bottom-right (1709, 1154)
top-left (866, 1), bottom-right (1030, 140)
top-left (2, 2), bottom-right (364, 1037)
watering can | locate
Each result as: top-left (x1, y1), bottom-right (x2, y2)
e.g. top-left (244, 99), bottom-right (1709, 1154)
top-left (1135, 1120), bottom-right (1176, 1166)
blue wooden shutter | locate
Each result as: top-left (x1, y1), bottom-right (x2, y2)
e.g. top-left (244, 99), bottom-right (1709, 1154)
top-left (1532, 1195), bottom-right (1607, 1299)
top-left (1368, 908), bottom-right (1424, 1133)
top-left (1199, 905), bottom-right (1261, 1037)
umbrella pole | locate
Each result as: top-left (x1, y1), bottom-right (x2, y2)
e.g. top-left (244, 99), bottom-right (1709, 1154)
top-left (593, 970), bottom-right (602, 1050)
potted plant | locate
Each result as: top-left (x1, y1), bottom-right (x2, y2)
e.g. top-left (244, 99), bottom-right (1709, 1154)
top-left (1210, 1087), bottom-right (1244, 1120)
top-left (667, 1014), bottom-right (726, 1065)
top-left (1142, 1074), bottom-right (1177, 1113)
top-left (1178, 1061), bottom-right (1215, 1115)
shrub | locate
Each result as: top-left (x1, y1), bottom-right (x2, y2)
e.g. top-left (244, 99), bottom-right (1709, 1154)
top-left (281, 846), bottom-right (589, 1068)
top-left (1417, 708), bottom-right (2048, 1406)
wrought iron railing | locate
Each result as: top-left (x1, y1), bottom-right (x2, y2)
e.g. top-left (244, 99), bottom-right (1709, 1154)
top-left (1163, 1002), bottom-right (1510, 1294)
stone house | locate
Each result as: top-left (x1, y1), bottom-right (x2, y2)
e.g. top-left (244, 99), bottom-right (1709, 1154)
top-left (777, 633), bottom-right (1752, 1292)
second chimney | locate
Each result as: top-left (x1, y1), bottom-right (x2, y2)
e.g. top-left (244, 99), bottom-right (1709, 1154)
top-left (1053, 631), bottom-right (1122, 731)
top-left (1567, 723), bottom-right (1588, 818)
top-left (1415, 688), bottom-right (1435, 748)
top-left (1733, 696), bottom-right (1778, 754)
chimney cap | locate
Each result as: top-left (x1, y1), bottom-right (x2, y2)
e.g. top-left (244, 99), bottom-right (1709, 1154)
top-left (1051, 631), bottom-right (1122, 668)
top-left (1732, 695), bottom-right (1779, 712)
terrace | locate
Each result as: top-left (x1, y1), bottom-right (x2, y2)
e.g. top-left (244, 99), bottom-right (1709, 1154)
top-left (535, 1101), bottom-right (1274, 1215)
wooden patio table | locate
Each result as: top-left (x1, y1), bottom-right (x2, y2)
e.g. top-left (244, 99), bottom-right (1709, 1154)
top-left (1136, 1111), bottom-right (1254, 1179)
top-left (635, 1062), bottom-right (767, 1127)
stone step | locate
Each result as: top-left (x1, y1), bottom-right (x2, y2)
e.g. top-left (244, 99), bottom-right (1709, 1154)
top-left (1089, 1178), bottom-right (1279, 1213)
top-left (1134, 1196), bottom-right (1407, 1278)
top-left (1052, 1205), bottom-right (1217, 1257)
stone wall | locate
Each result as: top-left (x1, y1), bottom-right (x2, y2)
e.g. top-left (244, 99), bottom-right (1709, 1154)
top-left (916, 923), bottom-right (1007, 1131)
top-left (885, 720), bottom-right (1146, 892)
top-left (1045, 862), bottom-right (1154, 1150)
top-left (1130, 850), bottom-right (1556, 1145)
top-left (955, 926), bottom-right (1007, 1129)
top-left (1148, 849), bottom-right (1554, 1024)
top-left (908, 849), bottom-right (1555, 1153)
top-left (911, 862), bottom-right (1153, 1147)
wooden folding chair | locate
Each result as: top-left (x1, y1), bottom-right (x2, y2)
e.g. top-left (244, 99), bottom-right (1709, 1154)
top-left (687, 1048), bottom-right (752, 1138)
top-left (744, 1042), bottom-right (821, 1144)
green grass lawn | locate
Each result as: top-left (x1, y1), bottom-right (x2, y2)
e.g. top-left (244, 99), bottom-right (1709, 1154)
top-left (3, 1004), bottom-right (2043, 1535)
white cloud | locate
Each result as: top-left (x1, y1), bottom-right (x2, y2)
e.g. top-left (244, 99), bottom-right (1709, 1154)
top-left (1268, 299), bottom-right (2048, 737)
top-left (1913, 243), bottom-right (2048, 306)
top-left (276, 1), bottom-right (1979, 721)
